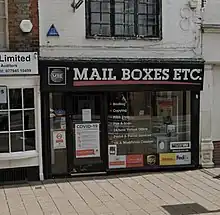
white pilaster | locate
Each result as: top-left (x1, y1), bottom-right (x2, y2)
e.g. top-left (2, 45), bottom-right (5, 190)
top-left (36, 79), bottom-right (44, 181)
top-left (200, 64), bottom-right (214, 168)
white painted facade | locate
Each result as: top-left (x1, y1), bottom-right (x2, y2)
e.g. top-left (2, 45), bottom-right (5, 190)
top-left (39, 0), bottom-right (202, 59)
top-left (39, 0), bottom-right (206, 169)
top-left (201, 0), bottom-right (220, 167)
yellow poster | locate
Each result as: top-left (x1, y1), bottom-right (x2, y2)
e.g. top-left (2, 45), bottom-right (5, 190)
top-left (159, 153), bottom-right (176, 165)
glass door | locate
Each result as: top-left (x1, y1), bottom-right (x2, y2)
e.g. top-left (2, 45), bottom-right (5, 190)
top-left (70, 93), bottom-right (106, 174)
top-left (49, 93), bottom-right (67, 175)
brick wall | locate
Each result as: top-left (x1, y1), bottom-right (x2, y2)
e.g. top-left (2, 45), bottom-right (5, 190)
top-left (213, 141), bottom-right (220, 166)
top-left (8, 0), bottom-right (39, 52)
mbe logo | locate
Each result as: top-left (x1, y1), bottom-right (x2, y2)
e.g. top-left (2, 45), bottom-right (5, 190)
top-left (48, 67), bottom-right (66, 85)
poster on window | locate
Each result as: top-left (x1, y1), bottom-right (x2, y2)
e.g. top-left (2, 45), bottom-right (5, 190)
top-left (126, 154), bottom-right (144, 168)
top-left (109, 155), bottom-right (126, 169)
top-left (53, 130), bottom-right (66, 149)
top-left (75, 123), bottom-right (100, 158)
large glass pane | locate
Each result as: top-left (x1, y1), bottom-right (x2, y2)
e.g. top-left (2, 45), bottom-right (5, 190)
top-left (25, 131), bottom-right (35, 151)
top-left (108, 91), bottom-right (191, 169)
top-left (0, 111), bottom-right (8, 131)
top-left (23, 88), bottom-right (34, 108)
top-left (11, 132), bottom-right (23, 152)
top-left (24, 110), bottom-right (35, 130)
top-left (0, 32), bottom-right (6, 49)
top-left (10, 111), bottom-right (22, 131)
top-left (9, 89), bottom-right (22, 109)
top-left (49, 93), bottom-right (67, 174)
top-left (0, 133), bottom-right (9, 153)
top-left (0, 2), bottom-right (5, 17)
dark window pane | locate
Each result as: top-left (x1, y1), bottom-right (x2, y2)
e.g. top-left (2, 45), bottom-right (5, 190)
top-left (115, 3), bottom-right (124, 13)
top-left (23, 88), bottom-right (34, 108)
top-left (91, 13), bottom-right (110, 23)
top-left (115, 14), bottom-right (123, 24)
top-left (138, 3), bottom-right (147, 13)
top-left (138, 25), bottom-right (147, 35)
top-left (91, 13), bottom-right (100, 23)
top-left (0, 103), bottom-right (8, 110)
top-left (24, 110), bottom-right (35, 130)
top-left (25, 131), bottom-right (35, 151)
top-left (11, 132), bottom-right (23, 152)
top-left (115, 25), bottom-right (134, 36)
top-left (91, 24), bottom-right (110, 35)
top-left (0, 87), bottom-right (8, 109)
top-left (0, 133), bottom-right (9, 152)
top-left (138, 15), bottom-right (147, 25)
top-left (91, 1), bottom-right (100, 12)
top-left (101, 2), bottom-right (110, 12)
top-left (10, 111), bottom-right (22, 131)
top-left (0, 111), bottom-right (8, 131)
top-left (9, 89), bottom-right (22, 109)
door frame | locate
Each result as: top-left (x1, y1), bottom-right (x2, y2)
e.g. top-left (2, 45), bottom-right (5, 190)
top-left (66, 92), bottom-right (108, 174)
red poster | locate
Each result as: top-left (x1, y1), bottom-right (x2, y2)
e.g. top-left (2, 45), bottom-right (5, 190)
top-left (126, 155), bottom-right (144, 168)
top-left (76, 149), bottom-right (95, 157)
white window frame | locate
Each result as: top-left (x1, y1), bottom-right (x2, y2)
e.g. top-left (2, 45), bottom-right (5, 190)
top-left (0, 0), bottom-right (8, 49)
top-left (0, 87), bottom-right (36, 153)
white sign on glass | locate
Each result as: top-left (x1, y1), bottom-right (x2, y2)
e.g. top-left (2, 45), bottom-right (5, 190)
top-left (75, 123), bottom-right (100, 158)
top-left (82, 109), bottom-right (91, 122)
top-left (53, 130), bottom-right (66, 149)
top-left (0, 86), bottom-right (7, 103)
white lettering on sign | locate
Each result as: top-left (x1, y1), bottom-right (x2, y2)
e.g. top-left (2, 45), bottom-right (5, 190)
top-left (173, 68), bottom-right (201, 81)
top-left (72, 67), bottom-right (203, 82)
top-left (0, 52), bottom-right (38, 75)
top-left (170, 141), bottom-right (191, 150)
top-left (73, 68), bottom-right (116, 80)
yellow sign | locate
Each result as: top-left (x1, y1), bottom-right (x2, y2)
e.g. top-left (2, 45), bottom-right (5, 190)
top-left (159, 153), bottom-right (176, 165)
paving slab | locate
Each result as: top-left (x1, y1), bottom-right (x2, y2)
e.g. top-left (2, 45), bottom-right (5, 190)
top-left (2, 169), bottom-right (220, 215)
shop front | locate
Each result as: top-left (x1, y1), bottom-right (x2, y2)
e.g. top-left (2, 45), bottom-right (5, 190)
top-left (0, 52), bottom-right (43, 181)
top-left (40, 59), bottom-right (204, 179)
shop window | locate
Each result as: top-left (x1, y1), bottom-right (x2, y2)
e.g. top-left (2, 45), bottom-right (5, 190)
top-left (0, 88), bottom-right (36, 153)
top-left (108, 91), bottom-right (191, 168)
top-left (87, 0), bottom-right (161, 38)
top-left (0, 0), bottom-right (7, 49)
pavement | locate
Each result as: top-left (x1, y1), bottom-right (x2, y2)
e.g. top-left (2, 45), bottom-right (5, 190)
top-left (1, 169), bottom-right (220, 215)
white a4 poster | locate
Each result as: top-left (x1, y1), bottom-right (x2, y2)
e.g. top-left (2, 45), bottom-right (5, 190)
top-left (53, 130), bottom-right (66, 149)
top-left (75, 123), bottom-right (100, 158)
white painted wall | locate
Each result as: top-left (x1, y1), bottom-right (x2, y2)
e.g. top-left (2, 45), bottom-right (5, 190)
top-left (203, 0), bottom-right (220, 63)
top-left (202, 0), bottom-right (220, 142)
top-left (212, 66), bottom-right (220, 141)
top-left (39, 0), bottom-right (202, 59)
top-left (199, 0), bottom-right (220, 167)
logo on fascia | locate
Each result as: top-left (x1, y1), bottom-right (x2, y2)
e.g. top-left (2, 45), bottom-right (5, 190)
top-left (48, 67), bottom-right (67, 85)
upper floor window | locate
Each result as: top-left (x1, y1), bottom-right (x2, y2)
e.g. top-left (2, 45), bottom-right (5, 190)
top-left (87, 0), bottom-right (161, 38)
top-left (0, 0), bottom-right (7, 49)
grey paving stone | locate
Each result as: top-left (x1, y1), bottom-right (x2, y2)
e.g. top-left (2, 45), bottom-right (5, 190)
top-left (4, 169), bottom-right (220, 215)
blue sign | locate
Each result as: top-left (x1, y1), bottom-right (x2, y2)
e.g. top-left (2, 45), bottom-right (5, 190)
top-left (47, 24), bottom-right (59, 36)
top-left (54, 109), bottom-right (65, 115)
